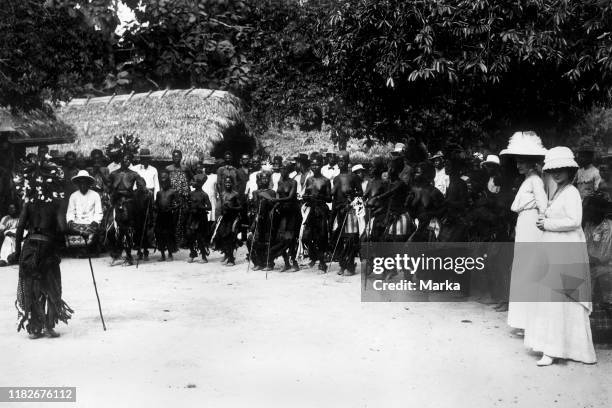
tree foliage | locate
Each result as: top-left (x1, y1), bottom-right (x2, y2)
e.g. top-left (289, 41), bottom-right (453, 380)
top-left (321, 0), bottom-right (612, 146)
top-left (4, 0), bottom-right (612, 147)
top-left (0, 0), bottom-right (115, 111)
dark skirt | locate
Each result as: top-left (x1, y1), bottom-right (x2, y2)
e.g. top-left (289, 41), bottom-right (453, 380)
top-left (155, 210), bottom-right (178, 253)
top-left (16, 238), bottom-right (73, 334)
top-left (302, 202), bottom-right (329, 261)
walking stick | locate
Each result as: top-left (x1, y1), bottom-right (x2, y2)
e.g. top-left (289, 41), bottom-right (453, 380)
top-left (84, 236), bottom-right (106, 331)
top-left (247, 200), bottom-right (262, 273)
top-left (328, 207), bottom-right (349, 275)
top-left (136, 194), bottom-right (151, 269)
top-left (265, 205), bottom-right (276, 280)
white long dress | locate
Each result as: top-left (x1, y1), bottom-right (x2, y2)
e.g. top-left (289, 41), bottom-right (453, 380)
top-left (507, 171), bottom-right (548, 329)
top-left (523, 185), bottom-right (596, 363)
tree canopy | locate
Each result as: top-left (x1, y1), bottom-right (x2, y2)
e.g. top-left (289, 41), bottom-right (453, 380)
top-left (3, 0), bottom-right (612, 146)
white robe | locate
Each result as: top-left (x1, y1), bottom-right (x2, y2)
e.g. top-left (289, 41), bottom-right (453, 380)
top-left (507, 172), bottom-right (547, 329)
top-left (523, 185), bottom-right (596, 363)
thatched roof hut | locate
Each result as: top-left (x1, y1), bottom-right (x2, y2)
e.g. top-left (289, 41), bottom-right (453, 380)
top-left (53, 88), bottom-right (253, 161)
top-left (0, 107), bottom-right (76, 146)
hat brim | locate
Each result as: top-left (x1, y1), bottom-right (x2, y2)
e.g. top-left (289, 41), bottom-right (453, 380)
top-left (481, 160), bottom-right (500, 167)
top-left (72, 175), bottom-right (95, 184)
top-left (542, 159), bottom-right (579, 171)
top-left (499, 149), bottom-right (547, 157)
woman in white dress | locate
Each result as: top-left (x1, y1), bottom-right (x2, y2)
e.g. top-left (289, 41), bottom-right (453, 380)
top-left (525, 146), bottom-right (596, 366)
top-left (500, 132), bottom-right (548, 330)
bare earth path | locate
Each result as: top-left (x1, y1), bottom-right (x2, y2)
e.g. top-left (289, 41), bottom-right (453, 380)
top-left (1, 248), bottom-right (611, 408)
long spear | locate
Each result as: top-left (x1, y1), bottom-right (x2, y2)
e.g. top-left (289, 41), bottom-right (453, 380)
top-left (265, 205), bottom-right (276, 280)
top-left (328, 207), bottom-right (349, 276)
top-left (136, 193), bottom-right (151, 269)
top-left (85, 236), bottom-right (106, 331)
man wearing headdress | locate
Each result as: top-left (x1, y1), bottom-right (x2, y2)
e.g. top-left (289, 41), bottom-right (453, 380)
top-left (107, 151), bottom-right (146, 265)
top-left (10, 160), bottom-right (73, 339)
top-left (330, 151), bottom-right (363, 276)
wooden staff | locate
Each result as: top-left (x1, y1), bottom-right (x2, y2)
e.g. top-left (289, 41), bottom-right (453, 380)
top-left (85, 236), bottom-right (106, 331)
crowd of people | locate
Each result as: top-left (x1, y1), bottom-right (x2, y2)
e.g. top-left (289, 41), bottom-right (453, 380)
top-left (1, 131), bottom-right (611, 366)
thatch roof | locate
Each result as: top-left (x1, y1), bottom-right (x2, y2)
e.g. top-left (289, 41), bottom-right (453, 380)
top-left (53, 89), bottom-right (248, 160)
top-left (0, 107), bottom-right (76, 146)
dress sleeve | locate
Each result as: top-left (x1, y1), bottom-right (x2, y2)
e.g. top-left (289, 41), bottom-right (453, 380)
top-left (532, 176), bottom-right (548, 214)
top-left (543, 187), bottom-right (582, 232)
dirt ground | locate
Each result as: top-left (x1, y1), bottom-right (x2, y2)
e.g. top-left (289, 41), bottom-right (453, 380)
top-left (1, 248), bottom-right (611, 408)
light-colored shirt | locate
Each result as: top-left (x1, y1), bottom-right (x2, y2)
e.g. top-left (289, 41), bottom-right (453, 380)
top-left (293, 170), bottom-right (314, 199)
top-left (0, 215), bottom-right (18, 235)
top-left (434, 168), bottom-right (449, 196)
top-left (575, 165), bottom-right (601, 200)
top-left (107, 162), bottom-right (121, 174)
top-left (202, 173), bottom-right (218, 221)
top-left (245, 171), bottom-right (261, 199)
top-left (321, 164), bottom-right (340, 181)
top-left (487, 177), bottom-right (500, 194)
top-left (271, 172), bottom-right (281, 191)
top-left (131, 164), bottom-right (160, 196)
top-left (66, 189), bottom-right (103, 225)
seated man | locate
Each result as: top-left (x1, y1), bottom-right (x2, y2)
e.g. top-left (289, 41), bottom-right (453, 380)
top-left (66, 170), bottom-right (103, 252)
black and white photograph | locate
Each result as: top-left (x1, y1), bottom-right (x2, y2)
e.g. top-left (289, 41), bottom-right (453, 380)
top-left (1, 1), bottom-right (611, 407)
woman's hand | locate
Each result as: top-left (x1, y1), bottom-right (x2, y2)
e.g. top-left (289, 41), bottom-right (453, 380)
top-left (536, 218), bottom-right (545, 231)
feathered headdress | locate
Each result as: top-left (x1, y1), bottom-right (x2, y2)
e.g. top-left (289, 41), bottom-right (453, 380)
top-left (13, 161), bottom-right (65, 204)
top-left (105, 133), bottom-right (141, 158)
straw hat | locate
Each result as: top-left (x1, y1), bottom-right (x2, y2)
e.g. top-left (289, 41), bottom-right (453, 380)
top-left (71, 170), bottom-right (95, 184)
top-left (542, 147), bottom-right (579, 171)
top-left (499, 131), bottom-right (547, 156)
top-left (481, 154), bottom-right (500, 167)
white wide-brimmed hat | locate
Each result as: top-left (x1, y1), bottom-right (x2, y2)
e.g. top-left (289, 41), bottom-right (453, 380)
top-left (71, 170), bottom-right (95, 184)
top-left (542, 146), bottom-right (579, 171)
top-left (481, 154), bottom-right (500, 167)
top-left (500, 131), bottom-right (547, 156)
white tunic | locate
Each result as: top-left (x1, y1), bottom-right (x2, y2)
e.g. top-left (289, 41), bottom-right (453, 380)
top-left (524, 185), bottom-right (596, 363)
top-left (66, 190), bottom-right (103, 225)
top-left (131, 164), bottom-right (160, 196)
top-left (507, 172), bottom-right (547, 329)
